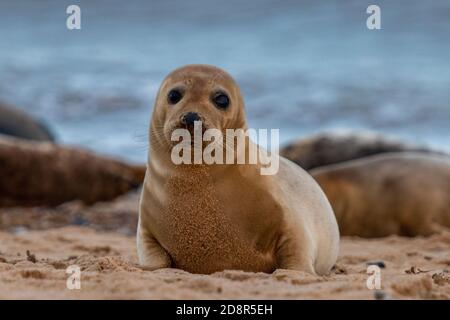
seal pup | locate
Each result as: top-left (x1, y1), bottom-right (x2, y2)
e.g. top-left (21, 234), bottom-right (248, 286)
top-left (280, 130), bottom-right (440, 170)
top-left (311, 152), bottom-right (450, 237)
top-left (138, 65), bottom-right (339, 275)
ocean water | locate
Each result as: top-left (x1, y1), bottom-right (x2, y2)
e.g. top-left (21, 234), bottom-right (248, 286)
top-left (0, 0), bottom-right (449, 163)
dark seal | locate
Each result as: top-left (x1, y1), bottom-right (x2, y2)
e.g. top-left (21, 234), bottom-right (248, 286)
top-left (0, 101), bottom-right (55, 141)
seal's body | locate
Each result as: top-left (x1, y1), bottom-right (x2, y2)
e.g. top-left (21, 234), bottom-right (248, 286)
top-left (138, 65), bottom-right (339, 274)
top-left (0, 101), bottom-right (54, 141)
top-left (280, 130), bottom-right (438, 171)
top-left (311, 152), bottom-right (450, 237)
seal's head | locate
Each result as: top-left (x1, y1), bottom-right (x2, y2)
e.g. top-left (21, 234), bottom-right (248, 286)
top-left (150, 65), bottom-right (247, 150)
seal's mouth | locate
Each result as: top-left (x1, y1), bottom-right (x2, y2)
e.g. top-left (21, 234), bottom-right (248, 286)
top-left (168, 120), bottom-right (211, 148)
top-left (182, 118), bottom-right (209, 134)
top-left (180, 122), bottom-right (207, 138)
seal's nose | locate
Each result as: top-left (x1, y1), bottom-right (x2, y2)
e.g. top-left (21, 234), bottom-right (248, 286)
top-left (181, 112), bottom-right (201, 126)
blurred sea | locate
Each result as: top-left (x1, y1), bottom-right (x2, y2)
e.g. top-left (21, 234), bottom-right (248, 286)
top-left (0, 0), bottom-right (449, 163)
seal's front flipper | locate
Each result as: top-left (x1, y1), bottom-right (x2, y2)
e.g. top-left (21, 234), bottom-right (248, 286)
top-left (275, 234), bottom-right (316, 275)
top-left (136, 222), bottom-right (171, 270)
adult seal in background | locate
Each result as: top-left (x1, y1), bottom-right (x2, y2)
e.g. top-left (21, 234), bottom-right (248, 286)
top-left (0, 101), bottom-right (55, 141)
top-left (0, 135), bottom-right (146, 207)
top-left (138, 65), bottom-right (339, 275)
top-left (280, 130), bottom-right (439, 171)
top-left (311, 152), bottom-right (450, 237)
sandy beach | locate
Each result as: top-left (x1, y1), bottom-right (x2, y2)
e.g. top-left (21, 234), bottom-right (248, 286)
top-left (0, 0), bottom-right (449, 303)
top-left (1, 192), bottom-right (449, 300)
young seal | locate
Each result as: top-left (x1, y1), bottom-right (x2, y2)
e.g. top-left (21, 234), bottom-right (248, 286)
top-left (280, 130), bottom-right (439, 170)
top-left (311, 152), bottom-right (450, 237)
top-left (138, 65), bottom-right (339, 275)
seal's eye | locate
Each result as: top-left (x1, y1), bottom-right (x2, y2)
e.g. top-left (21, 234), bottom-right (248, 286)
top-left (167, 89), bottom-right (183, 105)
top-left (212, 92), bottom-right (230, 109)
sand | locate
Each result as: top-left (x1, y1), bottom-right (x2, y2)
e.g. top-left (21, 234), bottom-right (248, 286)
top-left (0, 227), bottom-right (449, 299)
top-left (0, 227), bottom-right (449, 300)
top-left (0, 190), bottom-right (449, 300)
